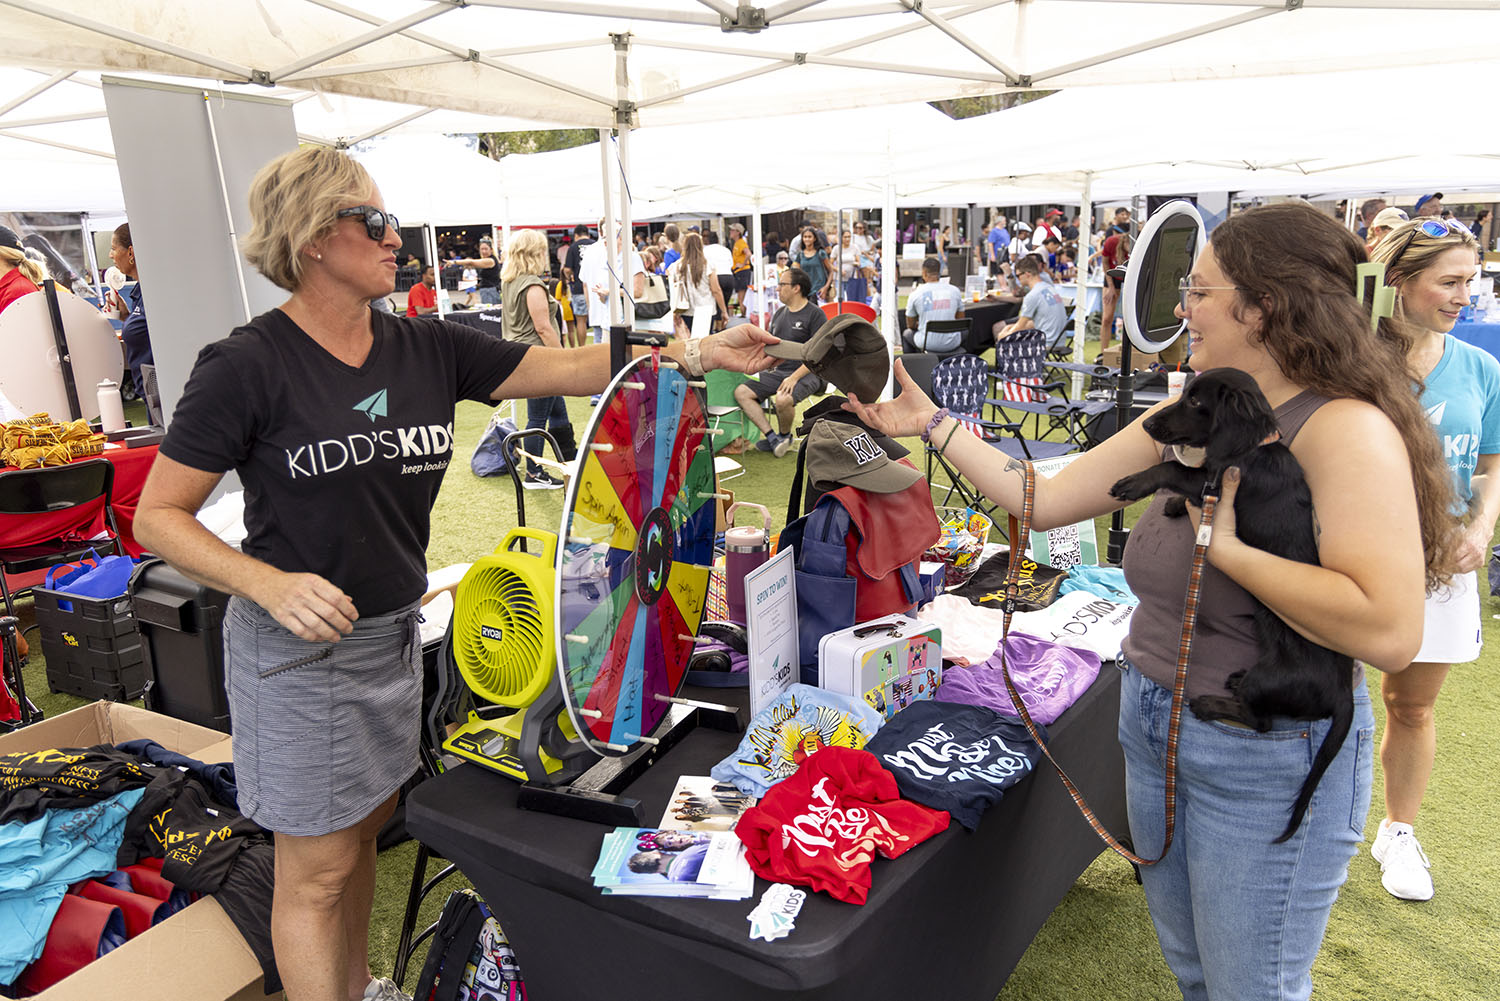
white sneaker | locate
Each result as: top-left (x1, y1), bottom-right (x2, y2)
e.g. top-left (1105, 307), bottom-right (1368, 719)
top-left (362, 977), bottom-right (413, 1001)
top-left (1371, 822), bottom-right (1433, 901)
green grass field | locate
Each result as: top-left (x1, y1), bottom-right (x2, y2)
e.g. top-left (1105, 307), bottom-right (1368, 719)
top-left (13, 362), bottom-right (1500, 999)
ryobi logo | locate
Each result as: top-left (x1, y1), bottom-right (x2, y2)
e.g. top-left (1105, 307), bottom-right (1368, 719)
top-left (480, 624), bottom-right (504, 642)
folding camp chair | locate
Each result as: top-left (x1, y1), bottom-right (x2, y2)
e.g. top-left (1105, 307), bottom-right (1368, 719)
top-left (990, 328), bottom-right (1112, 450)
top-left (920, 355), bottom-right (1071, 518)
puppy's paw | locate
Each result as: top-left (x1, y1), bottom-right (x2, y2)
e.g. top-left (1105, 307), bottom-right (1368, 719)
top-left (1189, 694), bottom-right (1251, 726)
top-left (1163, 496), bottom-right (1189, 518)
top-left (1110, 473), bottom-right (1153, 502)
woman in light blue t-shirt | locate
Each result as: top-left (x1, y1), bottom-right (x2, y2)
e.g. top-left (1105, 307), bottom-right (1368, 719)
top-left (1368, 218), bottom-right (1500, 902)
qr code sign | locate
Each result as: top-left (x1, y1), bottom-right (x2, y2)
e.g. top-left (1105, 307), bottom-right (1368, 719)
top-left (1045, 525), bottom-right (1083, 569)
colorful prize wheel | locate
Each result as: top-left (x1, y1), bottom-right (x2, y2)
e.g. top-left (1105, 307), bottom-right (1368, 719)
top-left (556, 354), bottom-right (716, 755)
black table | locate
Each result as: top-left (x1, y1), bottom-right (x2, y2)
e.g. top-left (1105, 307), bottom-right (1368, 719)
top-left (406, 667), bottom-right (1128, 1000)
top-left (965, 300), bottom-right (1021, 352)
top-left (441, 307), bottom-right (506, 336)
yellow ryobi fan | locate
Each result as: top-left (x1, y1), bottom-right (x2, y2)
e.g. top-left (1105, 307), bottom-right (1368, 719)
top-left (442, 527), bottom-right (586, 783)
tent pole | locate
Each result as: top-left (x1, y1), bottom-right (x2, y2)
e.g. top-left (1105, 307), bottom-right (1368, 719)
top-left (1074, 171), bottom-right (1092, 398)
top-left (425, 224), bottom-right (446, 318)
top-left (837, 207), bottom-right (845, 303)
top-left (598, 126), bottom-right (617, 335)
top-left (79, 211), bottom-right (102, 300)
top-left (201, 97), bottom-right (252, 324)
top-left (750, 196), bottom-right (764, 327)
top-left (614, 32), bottom-right (634, 333)
top-left (881, 179), bottom-right (897, 400)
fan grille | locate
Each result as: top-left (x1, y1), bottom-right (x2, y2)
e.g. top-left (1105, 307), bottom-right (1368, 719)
top-left (453, 560), bottom-right (553, 707)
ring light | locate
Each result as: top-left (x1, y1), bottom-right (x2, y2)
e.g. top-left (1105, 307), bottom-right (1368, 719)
top-left (1121, 200), bottom-right (1206, 355)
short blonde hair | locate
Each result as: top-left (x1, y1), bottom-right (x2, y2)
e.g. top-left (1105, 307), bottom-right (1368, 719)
top-left (501, 229), bottom-right (549, 282)
top-left (242, 147), bottom-right (374, 291)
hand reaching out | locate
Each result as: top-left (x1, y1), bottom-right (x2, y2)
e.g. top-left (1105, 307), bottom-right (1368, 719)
top-left (841, 358), bottom-right (938, 439)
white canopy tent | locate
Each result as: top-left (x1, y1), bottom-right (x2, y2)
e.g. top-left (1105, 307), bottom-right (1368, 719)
top-left (5, 1), bottom-right (1499, 365)
top-left (4, 0), bottom-right (1499, 128)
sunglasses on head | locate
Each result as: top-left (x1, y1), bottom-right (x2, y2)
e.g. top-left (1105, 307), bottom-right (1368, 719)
top-left (1390, 218), bottom-right (1471, 264)
top-left (337, 205), bottom-right (399, 241)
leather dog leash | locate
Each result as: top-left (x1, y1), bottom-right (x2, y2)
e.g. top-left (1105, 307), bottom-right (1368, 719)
top-left (997, 461), bottom-right (1221, 866)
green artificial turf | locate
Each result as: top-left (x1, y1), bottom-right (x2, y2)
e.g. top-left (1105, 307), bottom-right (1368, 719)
top-left (14, 354), bottom-right (1500, 999)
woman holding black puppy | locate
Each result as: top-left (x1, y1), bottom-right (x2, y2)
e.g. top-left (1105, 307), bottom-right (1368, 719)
top-left (847, 202), bottom-right (1457, 1001)
top-left (1368, 219), bottom-right (1500, 902)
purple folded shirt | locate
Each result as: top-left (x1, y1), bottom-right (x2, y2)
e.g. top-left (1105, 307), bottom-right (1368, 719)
top-left (937, 632), bottom-right (1100, 725)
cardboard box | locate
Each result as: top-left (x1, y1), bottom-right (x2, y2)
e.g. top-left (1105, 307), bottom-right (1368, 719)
top-left (0, 702), bottom-right (269, 1001)
top-left (1099, 344), bottom-right (1161, 370)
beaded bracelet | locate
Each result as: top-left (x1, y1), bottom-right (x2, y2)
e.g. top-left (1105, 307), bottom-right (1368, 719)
top-left (920, 408), bottom-right (950, 443)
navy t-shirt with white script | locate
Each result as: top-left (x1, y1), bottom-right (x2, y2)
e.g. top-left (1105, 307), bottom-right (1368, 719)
top-left (863, 700), bottom-right (1044, 830)
top-left (160, 308), bottom-right (528, 615)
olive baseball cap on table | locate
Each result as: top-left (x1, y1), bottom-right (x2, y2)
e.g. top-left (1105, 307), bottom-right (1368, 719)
top-left (804, 420), bottom-right (921, 494)
top-left (763, 313), bottom-right (889, 402)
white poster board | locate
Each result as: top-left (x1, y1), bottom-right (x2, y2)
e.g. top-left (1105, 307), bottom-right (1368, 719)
top-left (1027, 452), bottom-right (1099, 568)
top-left (744, 547), bottom-right (798, 716)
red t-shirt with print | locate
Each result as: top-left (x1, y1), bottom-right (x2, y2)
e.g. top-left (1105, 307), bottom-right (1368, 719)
top-left (735, 746), bottom-right (949, 904)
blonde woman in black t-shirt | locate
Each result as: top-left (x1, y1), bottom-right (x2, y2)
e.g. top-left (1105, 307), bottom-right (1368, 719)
top-left (134, 147), bottom-right (781, 1001)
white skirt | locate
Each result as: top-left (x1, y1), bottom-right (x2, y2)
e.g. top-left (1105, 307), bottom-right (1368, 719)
top-left (1413, 570), bottom-right (1481, 664)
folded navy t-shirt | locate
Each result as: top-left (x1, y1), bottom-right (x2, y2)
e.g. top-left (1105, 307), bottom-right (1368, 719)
top-left (863, 701), bottom-right (1044, 830)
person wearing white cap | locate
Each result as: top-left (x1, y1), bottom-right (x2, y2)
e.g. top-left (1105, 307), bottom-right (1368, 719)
top-left (1365, 206), bottom-right (1410, 253)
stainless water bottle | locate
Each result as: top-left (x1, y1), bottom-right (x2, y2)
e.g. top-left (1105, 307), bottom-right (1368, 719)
top-left (724, 501), bottom-right (771, 625)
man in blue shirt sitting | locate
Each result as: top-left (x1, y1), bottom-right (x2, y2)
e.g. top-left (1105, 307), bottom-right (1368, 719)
top-left (903, 257), bottom-right (965, 353)
top-left (994, 255), bottom-right (1068, 349)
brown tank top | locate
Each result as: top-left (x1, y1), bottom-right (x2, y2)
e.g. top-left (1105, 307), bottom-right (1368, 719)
top-left (1120, 390), bottom-right (1331, 699)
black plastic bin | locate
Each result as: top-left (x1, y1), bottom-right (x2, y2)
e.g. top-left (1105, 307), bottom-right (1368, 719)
top-left (34, 586), bottom-right (146, 702)
top-left (128, 559), bottom-right (231, 732)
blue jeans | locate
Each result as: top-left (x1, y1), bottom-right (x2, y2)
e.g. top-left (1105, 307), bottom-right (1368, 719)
top-left (1117, 655), bottom-right (1374, 1001)
top-left (524, 395), bottom-right (569, 471)
top-left (479, 286), bottom-right (500, 305)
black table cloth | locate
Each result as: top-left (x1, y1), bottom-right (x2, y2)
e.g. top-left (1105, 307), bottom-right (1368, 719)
top-left (406, 666), bottom-right (1128, 1001)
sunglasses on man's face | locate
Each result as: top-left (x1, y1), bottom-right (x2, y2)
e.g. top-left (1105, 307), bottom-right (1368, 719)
top-left (337, 205), bottom-right (400, 241)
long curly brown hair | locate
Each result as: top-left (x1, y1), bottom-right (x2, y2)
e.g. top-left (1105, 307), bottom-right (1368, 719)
top-left (1210, 202), bottom-right (1459, 589)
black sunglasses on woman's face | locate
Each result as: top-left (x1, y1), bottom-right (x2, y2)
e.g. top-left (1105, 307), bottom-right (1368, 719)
top-left (337, 205), bottom-right (399, 241)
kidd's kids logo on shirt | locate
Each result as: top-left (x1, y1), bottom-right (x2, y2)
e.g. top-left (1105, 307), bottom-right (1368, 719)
top-left (282, 387), bottom-right (452, 478)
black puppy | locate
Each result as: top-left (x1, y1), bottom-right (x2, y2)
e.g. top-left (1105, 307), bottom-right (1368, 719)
top-left (1110, 367), bottom-right (1353, 844)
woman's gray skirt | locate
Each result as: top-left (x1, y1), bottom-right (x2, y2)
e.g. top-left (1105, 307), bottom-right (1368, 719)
top-left (224, 596), bottom-right (421, 836)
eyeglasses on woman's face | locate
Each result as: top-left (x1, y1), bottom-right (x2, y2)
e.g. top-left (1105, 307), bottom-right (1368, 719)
top-left (337, 205), bottom-right (399, 242)
top-left (1177, 276), bottom-right (1246, 313)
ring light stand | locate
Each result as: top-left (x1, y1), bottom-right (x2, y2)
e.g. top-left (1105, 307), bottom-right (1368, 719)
top-left (1107, 200), bottom-right (1206, 564)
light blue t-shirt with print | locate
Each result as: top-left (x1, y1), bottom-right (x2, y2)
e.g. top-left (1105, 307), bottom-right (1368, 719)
top-left (1020, 277), bottom-right (1069, 348)
top-left (905, 280), bottom-right (964, 351)
top-left (1421, 333), bottom-right (1500, 506)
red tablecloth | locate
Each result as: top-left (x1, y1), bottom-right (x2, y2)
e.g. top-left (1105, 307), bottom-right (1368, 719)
top-left (0, 444), bottom-right (159, 590)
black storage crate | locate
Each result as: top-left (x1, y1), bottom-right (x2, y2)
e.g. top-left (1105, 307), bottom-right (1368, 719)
top-left (128, 559), bottom-right (231, 732)
top-left (33, 585), bottom-right (146, 702)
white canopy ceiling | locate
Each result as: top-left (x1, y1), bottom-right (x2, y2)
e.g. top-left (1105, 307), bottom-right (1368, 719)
top-left (4, 0), bottom-right (1499, 130)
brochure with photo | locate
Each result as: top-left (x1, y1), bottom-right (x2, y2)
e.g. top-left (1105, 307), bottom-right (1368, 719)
top-left (657, 775), bottom-right (757, 832)
top-left (592, 827), bottom-right (754, 899)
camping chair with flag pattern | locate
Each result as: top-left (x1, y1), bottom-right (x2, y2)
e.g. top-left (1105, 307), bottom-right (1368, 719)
top-left (922, 354), bottom-right (1074, 516)
top-left (989, 328), bottom-right (1112, 451)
